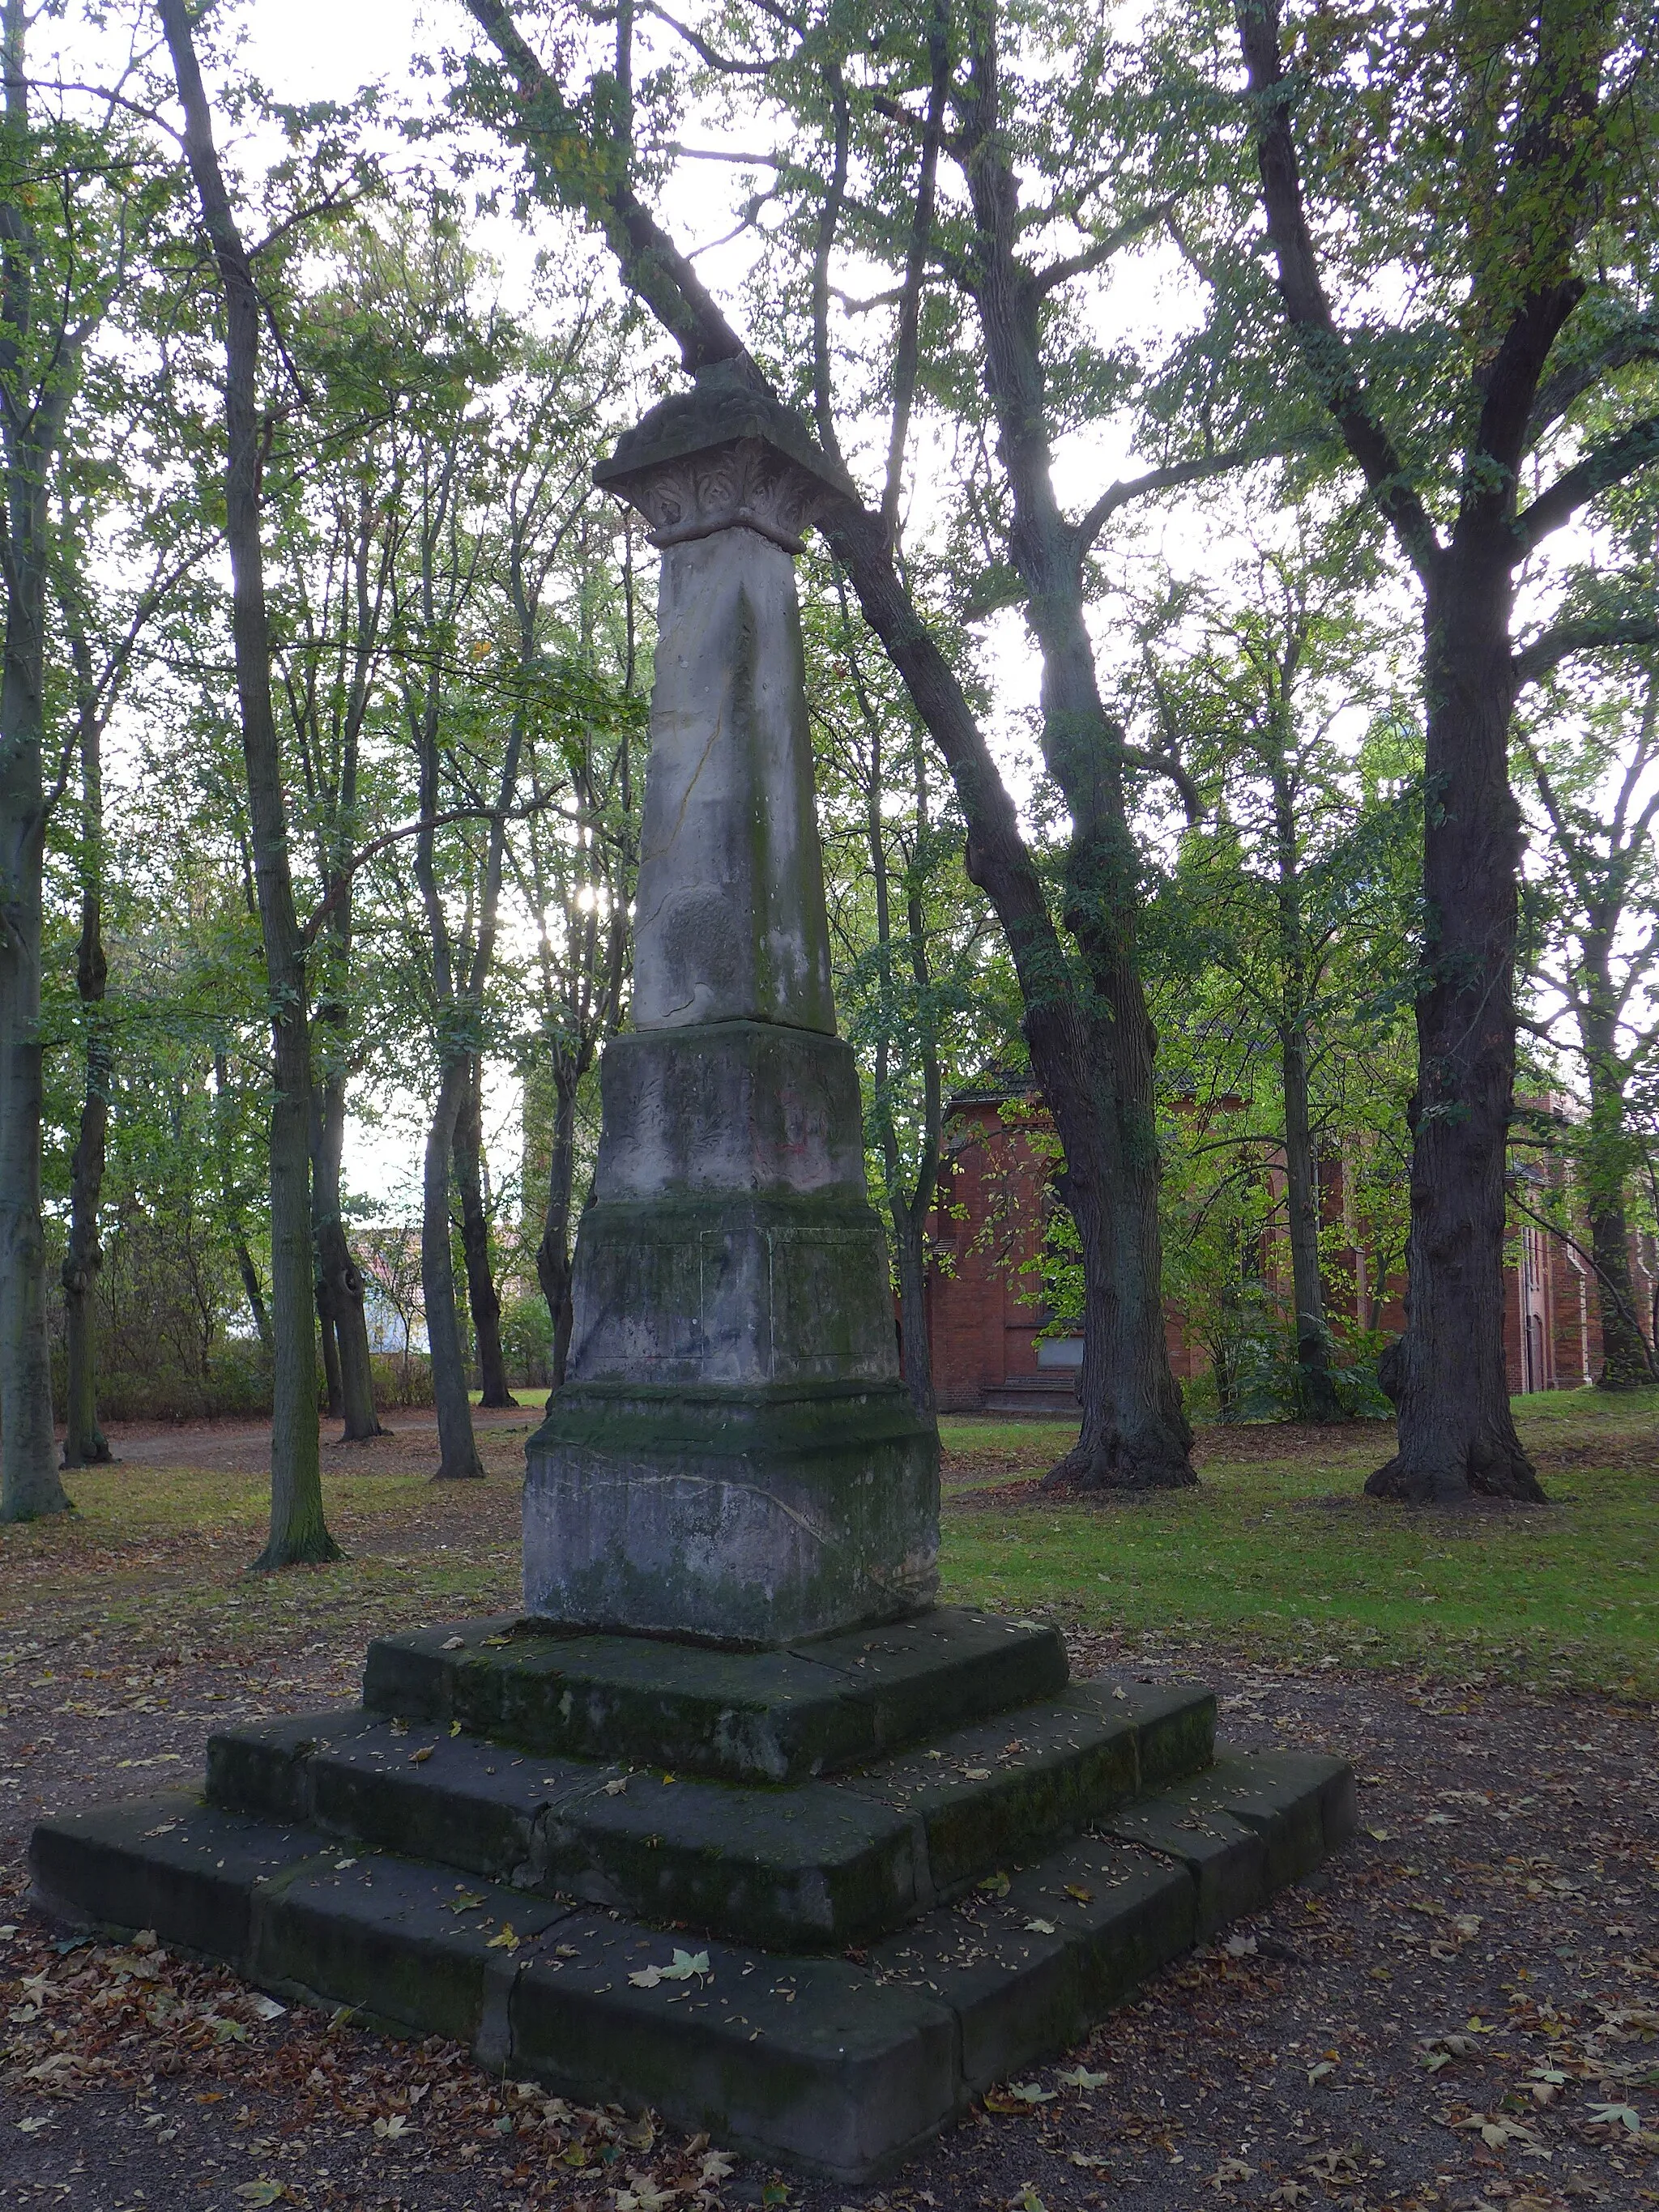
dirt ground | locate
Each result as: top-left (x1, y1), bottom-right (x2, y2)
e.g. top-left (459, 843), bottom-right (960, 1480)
top-left (2, 1420), bottom-right (1657, 2212)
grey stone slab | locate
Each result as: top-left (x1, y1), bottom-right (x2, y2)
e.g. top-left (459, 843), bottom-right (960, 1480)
top-left (1205, 1745), bottom-right (1358, 1882)
top-left (28, 1792), bottom-right (326, 1966)
top-left (28, 1712), bottom-right (1354, 2183)
top-left (363, 1605), bottom-right (1064, 1785)
top-left (623, 522), bottom-right (836, 1035)
top-left (206, 1707), bottom-right (382, 1822)
top-left (869, 1835), bottom-right (1193, 2092)
top-left (251, 1853), bottom-right (569, 2050)
top-left (305, 1731), bottom-right (602, 1887)
top-left (1106, 1788), bottom-right (1269, 1934)
top-left (541, 1765), bottom-right (923, 1950)
top-left (796, 1609), bottom-right (1069, 1755)
top-left (561, 1196), bottom-right (903, 1392)
top-left (508, 1915), bottom-right (958, 2181)
top-left (595, 1025), bottom-right (870, 1203)
top-left (839, 1693), bottom-right (1139, 1894)
top-left (1073, 1676), bottom-right (1217, 1788)
top-left (524, 1376), bottom-right (938, 1647)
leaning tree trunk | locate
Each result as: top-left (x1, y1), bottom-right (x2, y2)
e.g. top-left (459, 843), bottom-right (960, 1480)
top-left (424, 1055), bottom-right (485, 1478)
top-left (536, 1061), bottom-right (582, 1389)
top-left (164, 0), bottom-right (339, 1566)
top-left (1367, 562), bottom-right (1545, 1502)
top-left (61, 828), bottom-right (113, 1467)
top-left (313, 1063), bottom-right (388, 1439)
top-left (1281, 1019), bottom-right (1343, 1421)
top-left (454, 1054), bottom-right (516, 1407)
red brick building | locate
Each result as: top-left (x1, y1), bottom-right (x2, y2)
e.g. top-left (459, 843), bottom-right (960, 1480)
top-left (924, 1082), bottom-right (1643, 1414)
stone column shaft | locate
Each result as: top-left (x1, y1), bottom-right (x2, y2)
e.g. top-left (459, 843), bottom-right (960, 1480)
top-left (522, 364), bottom-right (939, 1647)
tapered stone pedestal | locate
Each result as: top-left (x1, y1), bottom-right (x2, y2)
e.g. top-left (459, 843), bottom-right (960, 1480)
top-left (522, 363), bottom-right (936, 1644)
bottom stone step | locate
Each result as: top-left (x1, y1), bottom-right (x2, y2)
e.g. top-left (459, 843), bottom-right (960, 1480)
top-left (29, 1745), bottom-right (1354, 2182)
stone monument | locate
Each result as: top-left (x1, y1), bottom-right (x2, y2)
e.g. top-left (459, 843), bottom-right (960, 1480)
top-left (28, 366), bottom-right (1354, 2184)
top-left (522, 361), bottom-right (937, 1646)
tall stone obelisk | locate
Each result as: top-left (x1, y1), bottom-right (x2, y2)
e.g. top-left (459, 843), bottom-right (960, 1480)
top-left (522, 363), bottom-right (939, 1647)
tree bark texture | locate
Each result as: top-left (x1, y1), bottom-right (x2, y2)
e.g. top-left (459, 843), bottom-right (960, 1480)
top-left (1238, 0), bottom-right (1572, 1503)
top-left (317, 1301), bottom-right (343, 1421)
top-left (0, 1), bottom-right (70, 1520)
top-left (536, 1066), bottom-right (580, 1388)
top-left (1279, 1020), bottom-right (1341, 1421)
top-left (61, 709), bottom-right (112, 1467)
top-left (423, 1055), bottom-right (485, 1478)
top-left (454, 1053), bottom-right (515, 1406)
top-left (1580, 993), bottom-right (1656, 1387)
top-left (1366, 574), bottom-right (1544, 1500)
top-left (312, 1066), bottom-right (387, 1439)
top-left (163, 0), bottom-right (340, 1566)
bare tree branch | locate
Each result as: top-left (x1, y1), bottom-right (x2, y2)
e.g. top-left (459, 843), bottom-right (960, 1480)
top-left (1515, 414), bottom-right (1659, 552)
top-left (1514, 613), bottom-right (1659, 688)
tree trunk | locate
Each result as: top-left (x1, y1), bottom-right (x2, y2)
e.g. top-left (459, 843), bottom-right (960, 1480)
top-left (1366, 566), bottom-right (1545, 1502)
top-left (0, 0), bottom-right (70, 1522)
top-left (956, 30), bottom-right (1192, 1494)
top-left (1040, 994), bottom-right (1196, 1490)
top-left (163, 0), bottom-right (339, 1566)
top-left (424, 1055), bottom-right (485, 1478)
top-left (215, 1051), bottom-right (273, 1353)
top-left (536, 1063), bottom-right (581, 1389)
top-left (454, 1052), bottom-right (516, 1406)
top-left (890, 1200), bottom-right (935, 1417)
top-left (1580, 999), bottom-right (1655, 1387)
top-left (1280, 1020), bottom-right (1342, 1421)
top-left (312, 1066), bottom-right (388, 1439)
top-left (317, 1297), bottom-right (343, 1418)
top-left (61, 878), bottom-right (112, 1467)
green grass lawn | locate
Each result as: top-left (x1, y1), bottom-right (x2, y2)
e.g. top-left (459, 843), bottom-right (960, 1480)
top-left (940, 1387), bottom-right (1659, 1700)
top-left (2, 1388), bottom-right (1654, 1702)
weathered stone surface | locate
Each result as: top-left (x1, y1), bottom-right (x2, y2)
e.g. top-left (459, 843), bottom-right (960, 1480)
top-left (1106, 1791), bottom-right (1269, 1933)
top-left (524, 1383), bottom-right (938, 1647)
top-left (868, 1835), bottom-right (1193, 2092)
top-left (205, 1708), bottom-right (381, 1824)
top-left (28, 1792), bottom-right (322, 1964)
top-left (527, 370), bottom-right (941, 1648)
top-left (206, 1691), bottom-right (1158, 1952)
top-left (250, 1855), bottom-right (568, 2049)
top-left (558, 1199), bottom-right (898, 1388)
top-left (1076, 1676), bottom-right (1218, 1788)
top-left (31, 1686), bottom-right (1354, 2182)
top-left (362, 1607), bottom-right (1068, 1784)
top-left (593, 360), bottom-right (857, 552)
top-left (542, 1767), bottom-right (923, 1950)
top-left (594, 1024), bottom-right (870, 1202)
top-left (510, 1916), bottom-right (957, 2180)
top-left (629, 522), bottom-right (834, 1035)
top-left (838, 1693), bottom-right (1141, 1896)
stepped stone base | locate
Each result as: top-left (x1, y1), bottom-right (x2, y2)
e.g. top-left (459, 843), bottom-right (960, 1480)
top-left (29, 1609), bottom-right (1354, 2181)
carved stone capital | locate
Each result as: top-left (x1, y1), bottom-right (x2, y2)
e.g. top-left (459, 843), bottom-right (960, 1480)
top-left (594, 358), bottom-right (855, 555)
top-left (606, 434), bottom-right (827, 554)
